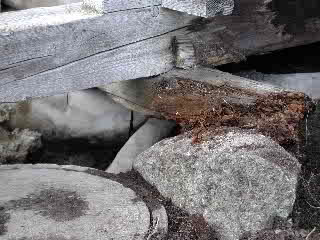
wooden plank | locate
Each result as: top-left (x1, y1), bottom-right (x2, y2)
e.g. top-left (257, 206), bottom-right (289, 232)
top-left (2, 0), bottom-right (80, 9)
top-left (2, 0), bottom-right (320, 103)
top-left (177, 0), bottom-right (320, 67)
top-left (99, 67), bottom-right (291, 115)
top-left (0, 32), bottom-right (178, 102)
top-left (0, 3), bottom-right (195, 102)
top-left (100, 67), bottom-right (312, 154)
top-left (83, 0), bottom-right (162, 13)
top-left (162, 0), bottom-right (234, 18)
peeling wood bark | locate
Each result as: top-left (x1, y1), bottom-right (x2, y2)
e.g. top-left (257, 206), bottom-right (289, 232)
top-left (99, 67), bottom-right (302, 115)
top-left (101, 67), bottom-right (314, 155)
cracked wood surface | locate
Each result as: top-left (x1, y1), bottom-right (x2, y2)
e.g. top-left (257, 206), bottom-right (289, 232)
top-left (1, 0), bottom-right (320, 103)
top-left (162, 0), bottom-right (234, 18)
top-left (83, 0), bottom-right (162, 13)
top-left (180, 0), bottom-right (320, 66)
top-left (0, 3), bottom-right (195, 102)
top-left (99, 67), bottom-right (292, 115)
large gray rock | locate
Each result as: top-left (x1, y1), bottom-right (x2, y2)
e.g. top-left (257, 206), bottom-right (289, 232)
top-left (106, 118), bottom-right (176, 174)
top-left (0, 127), bottom-right (42, 164)
top-left (134, 128), bottom-right (301, 240)
top-left (0, 164), bottom-right (150, 240)
top-left (2, 89), bottom-right (146, 143)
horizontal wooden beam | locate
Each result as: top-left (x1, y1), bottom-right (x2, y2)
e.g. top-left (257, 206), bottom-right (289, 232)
top-left (2, 0), bottom-right (81, 9)
top-left (0, 3), bottom-right (195, 102)
top-left (100, 67), bottom-right (312, 152)
top-left (0, 34), bottom-right (177, 102)
top-left (83, 0), bottom-right (162, 13)
top-left (100, 67), bottom-right (290, 116)
top-left (178, 0), bottom-right (320, 66)
top-left (1, 0), bottom-right (320, 103)
top-left (162, 0), bottom-right (234, 18)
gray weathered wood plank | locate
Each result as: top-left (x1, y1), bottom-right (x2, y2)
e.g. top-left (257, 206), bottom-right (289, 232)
top-left (83, 0), bottom-right (162, 13)
top-left (2, 0), bottom-right (81, 9)
top-left (177, 0), bottom-right (320, 67)
top-left (0, 32), bottom-right (178, 102)
top-left (162, 0), bottom-right (234, 17)
top-left (99, 67), bottom-right (291, 115)
top-left (0, 3), bottom-right (195, 102)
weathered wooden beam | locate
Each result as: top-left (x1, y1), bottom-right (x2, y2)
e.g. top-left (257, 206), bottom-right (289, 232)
top-left (2, 0), bottom-right (320, 103)
top-left (162, 0), bottom-right (234, 18)
top-left (178, 0), bottom-right (320, 67)
top-left (100, 67), bottom-right (313, 154)
top-left (0, 2), bottom-right (195, 102)
top-left (99, 67), bottom-right (293, 115)
top-left (83, 0), bottom-right (162, 13)
top-left (2, 0), bottom-right (80, 9)
top-left (0, 34), bottom-right (177, 102)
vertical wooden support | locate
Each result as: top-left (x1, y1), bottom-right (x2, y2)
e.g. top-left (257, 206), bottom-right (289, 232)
top-left (162, 0), bottom-right (234, 17)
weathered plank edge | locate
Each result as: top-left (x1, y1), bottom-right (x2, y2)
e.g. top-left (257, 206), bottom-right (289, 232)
top-left (162, 0), bottom-right (234, 17)
top-left (83, 0), bottom-right (162, 14)
top-left (99, 67), bottom-right (300, 115)
top-left (0, 4), bottom-right (195, 98)
top-left (0, 33), bottom-right (178, 102)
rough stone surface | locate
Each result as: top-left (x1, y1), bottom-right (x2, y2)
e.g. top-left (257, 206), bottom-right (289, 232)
top-left (0, 164), bottom-right (150, 240)
top-left (134, 128), bottom-right (301, 240)
top-left (0, 128), bottom-right (42, 164)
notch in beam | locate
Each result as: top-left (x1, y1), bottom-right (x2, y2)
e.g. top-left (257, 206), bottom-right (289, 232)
top-left (83, 0), bottom-right (162, 14)
top-left (162, 0), bottom-right (234, 18)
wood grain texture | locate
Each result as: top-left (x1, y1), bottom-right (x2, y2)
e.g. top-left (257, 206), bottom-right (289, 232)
top-left (174, 34), bottom-right (196, 69)
top-left (178, 0), bottom-right (320, 67)
top-left (2, 0), bottom-right (80, 9)
top-left (162, 0), bottom-right (234, 17)
top-left (83, 0), bottom-right (162, 13)
top-left (0, 3), bottom-right (195, 102)
top-left (99, 67), bottom-right (290, 115)
top-left (164, 68), bottom-right (288, 95)
top-left (0, 33), bottom-right (178, 102)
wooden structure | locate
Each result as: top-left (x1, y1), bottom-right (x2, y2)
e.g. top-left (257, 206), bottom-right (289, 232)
top-left (162, 0), bottom-right (234, 17)
top-left (0, 0), bottom-right (320, 102)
